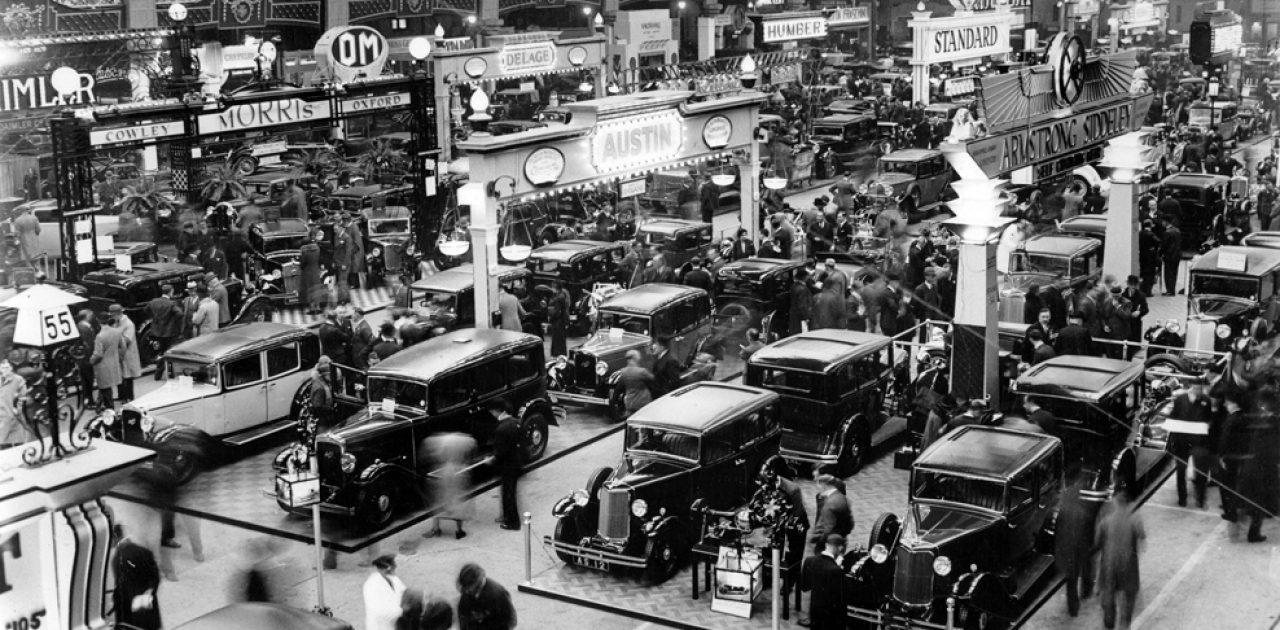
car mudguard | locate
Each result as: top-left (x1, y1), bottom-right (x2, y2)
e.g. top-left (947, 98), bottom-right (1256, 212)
top-left (517, 397), bottom-right (560, 426)
top-left (231, 294), bottom-right (275, 324)
top-left (356, 461), bottom-right (408, 489)
top-left (953, 570), bottom-right (1013, 620)
top-left (644, 514), bottom-right (682, 539)
top-left (551, 496), bottom-right (579, 519)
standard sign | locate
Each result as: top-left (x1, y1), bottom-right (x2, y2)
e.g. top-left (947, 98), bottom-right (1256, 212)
top-left (339, 91), bottom-right (410, 114)
top-left (90, 120), bottom-right (184, 146)
top-left (761, 16), bottom-right (828, 42)
top-left (913, 13), bottom-right (1014, 64)
top-left (592, 110), bottom-right (684, 173)
top-left (498, 42), bottom-right (557, 75)
top-left (198, 98), bottom-right (332, 134)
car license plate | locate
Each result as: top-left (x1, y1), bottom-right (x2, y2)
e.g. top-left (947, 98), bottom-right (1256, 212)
top-left (573, 557), bottom-right (610, 571)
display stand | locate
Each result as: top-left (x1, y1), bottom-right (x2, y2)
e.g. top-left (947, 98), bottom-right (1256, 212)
top-left (711, 546), bottom-right (764, 618)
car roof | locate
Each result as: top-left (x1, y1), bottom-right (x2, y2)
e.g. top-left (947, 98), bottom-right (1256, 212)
top-left (1013, 355), bottom-right (1143, 402)
top-left (1190, 246), bottom-right (1280, 276)
top-left (1240, 231), bottom-right (1280, 250)
top-left (165, 323), bottom-right (309, 362)
top-left (597, 283), bottom-right (706, 314)
top-left (331, 184), bottom-right (411, 198)
top-left (529, 239), bottom-right (621, 263)
top-left (748, 329), bottom-right (893, 372)
top-left (916, 426), bottom-right (1060, 480)
top-left (814, 114), bottom-right (872, 124)
top-left (411, 265), bottom-right (529, 293)
top-left (1058, 214), bottom-right (1108, 235)
top-left (252, 219), bottom-right (310, 236)
top-left (369, 328), bottom-right (540, 381)
top-left (628, 382), bottom-right (778, 433)
top-left (883, 148), bottom-right (941, 162)
top-left (637, 218), bottom-right (710, 235)
top-left (717, 257), bottom-right (803, 279)
top-left (1161, 172), bottom-right (1230, 187)
top-left (1019, 234), bottom-right (1100, 256)
top-left (82, 261), bottom-right (203, 285)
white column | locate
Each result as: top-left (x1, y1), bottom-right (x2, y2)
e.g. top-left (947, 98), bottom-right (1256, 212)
top-left (1103, 179), bottom-right (1139, 281)
top-left (696, 17), bottom-right (718, 61)
top-left (951, 238), bottom-right (1001, 404)
top-left (461, 182), bottom-right (499, 329)
top-left (912, 63), bottom-right (930, 106)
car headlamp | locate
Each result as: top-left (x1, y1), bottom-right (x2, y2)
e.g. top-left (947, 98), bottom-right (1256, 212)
top-left (869, 543), bottom-right (889, 564)
top-left (631, 499), bottom-right (648, 518)
top-left (595, 360), bottom-right (610, 376)
top-left (572, 489), bottom-right (589, 507)
top-left (933, 555), bottom-right (952, 576)
top-left (371, 247), bottom-right (383, 257)
top-left (1216, 323), bottom-right (1232, 339)
top-left (556, 356), bottom-right (569, 368)
top-left (340, 453), bottom-right (357, 473)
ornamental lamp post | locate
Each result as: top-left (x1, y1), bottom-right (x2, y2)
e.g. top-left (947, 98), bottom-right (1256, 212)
top-left (1099, 139), bottom-right (1153, 282)
top-left (941, 178), bottom-right (1012, 407)
top-left (460, 181), bottom-right (500, 330)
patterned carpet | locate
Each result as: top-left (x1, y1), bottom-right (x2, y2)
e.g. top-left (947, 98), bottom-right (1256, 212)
top-left (273, 286), bottom-right (394, 327)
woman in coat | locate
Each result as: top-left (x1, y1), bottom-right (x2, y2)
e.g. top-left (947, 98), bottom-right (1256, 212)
top-left (614, 350), bottom-right (655, 418)
top-left (810, 275), bottom-right (848, 330)
top-left (91, 315), bottom-right (125, 409)
top-left (300, 231), bottom-right (324, 315)
top-left (113, 305), bottom-right (143, 403)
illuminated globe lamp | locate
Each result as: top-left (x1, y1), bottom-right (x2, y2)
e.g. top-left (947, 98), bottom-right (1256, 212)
top-left (469, 88), bottom-right (492, 135)
top-left (739, 54), bottom-right (758, 90)
top-left (763, 169), bottom-right (788, 191)
top-left (711, 171), bottom-right (736, 187)
top-left (409, 37), bottom-right (432, 61)
top-left (435, 23), bottom-right (446, 38)
top-left (594, 13), bottom-right (605, 29)
top-left (167, 2), bottom-right (188, 22)
top-left (50, 66), bottom-right (81, 100)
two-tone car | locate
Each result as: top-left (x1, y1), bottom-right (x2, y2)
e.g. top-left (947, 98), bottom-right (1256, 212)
top-left (547, 283), bottom-right (715, 420)
top-left (272, 329), bottom-right (558, 529)
top-left (409, 264), bottom-right (531, 333)
top-left (545, 381), bottom-right (781, 584)
top-left (745, 329), bottom-right (899, 475)
top-left (999, 234), bottom-right (1101, 325)
top-left (526, 239), bottom-right (628, 336)
top-left (846, 426), bottom-right (1064, 629)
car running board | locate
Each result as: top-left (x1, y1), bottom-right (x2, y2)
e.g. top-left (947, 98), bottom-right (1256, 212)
top-left (224, 418), bottom-right (296, 446)
top-left (1004, 553), bottom-right (1056, 601)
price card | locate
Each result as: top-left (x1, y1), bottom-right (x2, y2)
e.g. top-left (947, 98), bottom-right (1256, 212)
top-left (381, 398), bottom-right (397, 413)
top-left (114, 254), bottom-right (132, 273)
top-left (177, 375), bottom-right (194, 389)
top-left (15, 306), bottom-right (79, 346)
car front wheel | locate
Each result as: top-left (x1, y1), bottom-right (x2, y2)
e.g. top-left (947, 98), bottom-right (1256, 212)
top-left (644, 534), bottom-right (679, 585)
top-left (553, 518), bottom-right (580, 565)
top-left (360, 480), bottom-right (397, 531)
top-left (521, 410), bottom-right (550, 462)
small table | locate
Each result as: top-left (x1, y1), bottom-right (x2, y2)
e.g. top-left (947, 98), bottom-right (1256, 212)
top-left (690, 542), bottom-right (802, 620)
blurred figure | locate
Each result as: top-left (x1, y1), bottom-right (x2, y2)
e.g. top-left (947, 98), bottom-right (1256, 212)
top-left (422, 432), bottom-right (477, 539)
top-left (232, 538), bottom-right (282, 602)
top-left (457, 563), bottom-right (516, 630)
top-left (1167, 381), bottom-right (1214, 508)
top-left (1056, 478), bottom-right (1098, 617)
top-left (800, 534), bottom-right (847, 630)
top-left (739, 328), bottom-right (765, 361)
top-left (1094, 491), bottom-right (1145, 630)
top-left (808, 474), bottom-right (852, 555)
top-left (365, 554), bottom-right (406, 630)
top-left (398, 588), bottom-right (426, 630)
top-left (13, 203), bottom-right (39, 263)
top-left (0, 360), bottom-right (30, 449)
top-left (1237, 397), bottom-right (1279, 543)
top-left (112, 521), bottom-right (163, 630)
top-left (614, 350), bottom-right (655, 418)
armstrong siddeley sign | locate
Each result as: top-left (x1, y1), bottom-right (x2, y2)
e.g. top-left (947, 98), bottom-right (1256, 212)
top-left (198, 98), bottom-right (333, 134)
top-left (592, 110), bottom-right (684, 173)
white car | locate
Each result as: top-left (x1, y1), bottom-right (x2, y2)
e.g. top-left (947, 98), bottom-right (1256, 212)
top-left (15, 198), bottom-right (121, 260)
top-left (122, 323), bottom-right (321, 447)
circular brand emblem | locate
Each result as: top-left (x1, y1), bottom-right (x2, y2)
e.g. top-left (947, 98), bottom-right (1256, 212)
top-left (1049, 32), bottom-right (1086, 105)
top-left (703, 115), bottom-right (733, 149)
top-left (315, 26), bottom-right (388, 84)
top-left (464, 57), bottom-right (488, 78)
top-left (567, 46), bottom-right (589, 66)
top-left (524, 147), bottom-right (565, 186)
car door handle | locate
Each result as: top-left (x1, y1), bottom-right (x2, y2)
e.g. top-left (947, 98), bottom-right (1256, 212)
top-left (734, 458), bottom-right (746, 466)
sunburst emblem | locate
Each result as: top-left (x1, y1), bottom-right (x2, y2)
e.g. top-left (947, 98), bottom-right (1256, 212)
top-left (1051, 33), bottom-right (1086, 105)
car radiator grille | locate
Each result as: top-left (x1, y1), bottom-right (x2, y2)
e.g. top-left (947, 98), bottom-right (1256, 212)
top-left (893, 548), bottom-right (935, 606)
top-left (316, 441), bottom-right (345, 487)
top-left (598, 488), bottom-right (631, 540)
top-left (1185, 319), bottom-right (1216, 358)
top-left (574, 354), bottom-right (597, 388)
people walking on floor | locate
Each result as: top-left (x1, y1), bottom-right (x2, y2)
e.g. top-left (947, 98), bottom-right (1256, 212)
top-left (1094, 490), bottom-right (1145, 630)
top-left (364, 554), bottom-right (407, 630)
top-left (1056, 477), bottom-right (1097, 617)
top-left (614, 350), bottom-right (655, 419)
top-left (422, 432), bottom-right (477, 539)
top-left (456, 563), bottom-right (516, 630)
top-left (1168, 381), bottom-right (1215, 509)
top-left (809, 473), bottom-right (853, 555)
top-left (486, 399), bottom-right (524, 531)
top-left (1159, 218), bottom-right (1183, 295)
top-left (800, 534), bottom-right (847, 630)
top-left (111, 521), bottom-right (163, 630)
top-left (91, 312), bottom-right (125, 410)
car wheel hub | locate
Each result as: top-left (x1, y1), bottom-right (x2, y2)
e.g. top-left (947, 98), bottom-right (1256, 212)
top-left (377, 494), bottom-right (390, 511)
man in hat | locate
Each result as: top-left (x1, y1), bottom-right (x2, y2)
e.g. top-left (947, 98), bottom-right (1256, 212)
top-left (190, 286), bottom-right (220, 337)
top-left (204, 272), bottom-right (230, 326)
top-left (111, 304), bottom-right (142, 403)
top-left (146, 286), bottom-right (183, 375)
top-left (363, 553), bottom-right (406, 630)
top-left (806, 211), bottom-right (834, 256)
top-left (12, 203), bottom-right (40, 264)
top-left (699, 173), bottom-right (719, 224)
top-left (486, 398), bottom-right (524, 530)
top-left (801, 534), bottom-right (847, 630)
top-left (809, 474), bottom-right (852, 555)
top-left (307, 356), bottom-right (335, 439)
top-left (650, 336), bottom-right (681, 396)
top-left (91, 312), bottom-right (125, 410)
top-left (0, 359), bottom-right (31, 449)
top-left (456, 563), bottom-right (516, 630)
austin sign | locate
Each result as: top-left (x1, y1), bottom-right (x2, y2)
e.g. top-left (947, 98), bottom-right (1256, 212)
top-left (592, 110), bottom-right (684, 173)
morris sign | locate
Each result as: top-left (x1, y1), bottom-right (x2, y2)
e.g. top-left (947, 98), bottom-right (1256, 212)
top-left (592, 110), bottom-right (684, 173)
top-left (198, 98), bottom-right (333, 134)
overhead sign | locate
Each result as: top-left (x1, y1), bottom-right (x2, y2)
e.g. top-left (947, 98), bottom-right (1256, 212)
top-left (1048, 33), bottom-right (1086, 104)
top-left (339, 91), bottom-right (410, 114)
top-left (910, 11), bottom-right (1016, 64)
top-left (198, 98), bottom-right (333, 134)
top-left (498, 42), bottom-right (558, 75)
top-left (315, 26), bottom-right (390, 84)
top-left (761, 16), bottom-right (828, 42)
top-left (0, 72), bottom-right (95, 113)
top-left (957, 96), bottom-right (1152, 178)
top-left (592, 110), bottom-right (684, 173)
top-left (827, 7), bottom-right (869, 25)
top-left (90, 121), bottom-right (184, 146)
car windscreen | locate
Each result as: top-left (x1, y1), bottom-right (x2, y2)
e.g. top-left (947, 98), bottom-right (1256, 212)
top-left (596, 310), bottom-right (650, 335)
top-left (83, 283), bottom-right (135, 306)
top-left (416, 290), bottom-right (458, 315)
top-left (752, 367), bottom-right (819, 396)
top-left (261, 235), bottom-right (306, 253)
top-left (1191, 273), bottom-right (1257, 300)
top-left (168, 359), bottom-right (218, 386)
top-left (913, 471), bottom-right (1004, 512)
top-left (366, 377), bottom-right (428, 410)
top-left (531, 259), bottom-right (562, 274)
top-left (812, 125), bottom-right (844, 137)
top-left (880, 161), bottom-right (915, 175)
top-left (625, 426), bottom-right (700, 462)
top-left (369, 218), bottom-right (409, 235)
top-left (1010, 252), bottom-right (1071, 276)
top-left (718, 275), bottom-right (762, 296)
top-left (1162, 186), bottom-right (1204, 202)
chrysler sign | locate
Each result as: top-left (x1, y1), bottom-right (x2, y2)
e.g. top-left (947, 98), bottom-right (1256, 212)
top-left (198, 98), bottom-right (333, 134)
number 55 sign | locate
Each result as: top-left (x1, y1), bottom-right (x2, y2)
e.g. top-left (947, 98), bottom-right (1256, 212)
top-left (3, 286), bottom-right (86, 348)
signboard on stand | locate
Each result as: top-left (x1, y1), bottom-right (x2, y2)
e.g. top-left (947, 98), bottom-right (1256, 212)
top-left (759, 14), bottom-right (828, 43)
top-left (911, 11), bottom-right (1016, 64)
top-left (314, 26), bottom-right (390, 84)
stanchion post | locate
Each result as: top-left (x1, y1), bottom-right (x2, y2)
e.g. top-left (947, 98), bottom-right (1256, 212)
top-left (946, 596), bottom-right (956, 630)
top-left (771, 546), bottom-right (781, 630)
top-left (311, 453), bottom-right (327, 612)
top-left (523, 512), bottom-right (532, 582)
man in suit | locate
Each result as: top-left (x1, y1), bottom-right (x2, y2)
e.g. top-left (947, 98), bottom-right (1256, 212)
top-left (112, 522), bottom-right (163, 630)
top-left (317, 309), bottom-right (353, 366)
top-left (1027, 328), bottom-right (1056, 365)
top-left (146, 285), bottom-right (184, 374)
top-left (1056, 311), bottom-right (1094, 356)
top-left (789, 268), bottom-right (813, 336)
top-left (486, 398), bottom-right (525, 530)
top-left (370, 322), bottom-right (401, 363)
top-left (809, 474), bottom-right (853, 554)
top-left (1040, 284), bottom-right (1068, 330)
top-left (801, 534), bottom-right (848, 630)
top-left (1023, 308), bottom-right (1056, 363)
top-left (879, 273), bottom-right (905, 337)
top-left (1159, 218), bottom-right (1182, 295)
top-left (912, 267), bottom-right (941, 330)
top-left (1167, 381), bottom-right (1214, 508)
top-left (1121, 275), bottom-right (1149, 360)
top-left (650, 337), bottom-right (681, 396)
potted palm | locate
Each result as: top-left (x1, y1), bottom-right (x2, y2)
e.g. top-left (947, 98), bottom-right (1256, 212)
top-left (200, 164), bottom-right (248, 204)
top-left (355, 137), bottom-right (407, 185)
top-left (116, 177), bottom-right (174, 243)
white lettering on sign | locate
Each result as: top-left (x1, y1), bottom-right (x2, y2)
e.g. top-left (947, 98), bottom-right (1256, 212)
top-left (90, 121), bottom-right (184, 146)
top-left (762, 16), bottom-right (828, 42)
top-left (498, 42), bottom-right (558, 75)
top-left (336, 31), bottom-right (385, 68)
top-left (198, 98), bottom-right (332, 134)
top-left (592, 110), bottom-right (684, 172)
top-left (339, 92), bottom-right (409, 114)
top-left (0, 73), bottom-right (95, 113)
top-left (827, 7), bottom-right (869, 24)
top-left (314, 26), bottom-right (390, 84)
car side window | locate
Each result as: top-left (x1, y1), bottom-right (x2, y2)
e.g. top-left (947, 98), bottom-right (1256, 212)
top-left (703, 425), bottom-right (736, 463)
top-left (266, 342), bottom-right (300, 377)
top-left (506, 348), bottom-right (538, 385)
top-left (651, 310), bottom-right (674, 337)
top-left (473, 360), bottom-right (507, 400)
top-left (431, 372), bottom-right (471, 412)
top-left (1035, 454), bottom-right (1059, 499)
top-left (224, 354), bottom-right (264, 389)
top-left (672, 300), bottom-right (700, 333)
top-left (1008, 471), bottom-right (1034, 512)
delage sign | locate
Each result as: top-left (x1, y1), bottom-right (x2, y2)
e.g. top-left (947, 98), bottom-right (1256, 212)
top-left (498, 42), bottom-right (558, 75)
top-left (592, 110), bottom-right (684, 173)
top-left (198, 98), bottom-right (333, 134)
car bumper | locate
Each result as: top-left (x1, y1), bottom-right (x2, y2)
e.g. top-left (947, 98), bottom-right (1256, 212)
top-left (780, 448), bottom-right (838, 465)
top-left (847, 605), bottom-right (951, 630)
top-left (542, 536), bottom-right (647, 570)
top-left (262, 488), bottom-right (357, 516)
top-left (549, 390), bottom-right (608, 405)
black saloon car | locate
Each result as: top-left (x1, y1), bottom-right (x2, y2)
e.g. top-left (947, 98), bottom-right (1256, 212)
top-left (999, 234), bottom-right (1101, 325)
top-left (714, 257), bottom-right (804, 343)
top-left (272, 329), bottom-right (558, 529)
top-left (846, 426), bottom-right (1063, 629)
top-left (1176, 246), bottom-right (1280, 357)
top-left (526, 239), bottom-right (628, 336)
top-left (545, 381), bottom-right (781, 584)
top-left (1157, 172), bottom-right (1230, 249)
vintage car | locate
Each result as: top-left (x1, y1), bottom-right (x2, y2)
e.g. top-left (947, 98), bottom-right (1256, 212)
top-left (868, 149), bottom-right (955, 222)
top-left (846, 426), bottom-right (1063, 629)
top-left (324, 184), bottom-right (414, 217)
top-left (361, 204), bottom-right (413, 280)
top-left (547, 283), bottom-right (715, 419)
top-left (272, 328), bottom-right (558, 529)
top-left (242, 170), bottom-right (315, 205)
top-left (633, 216), bottom-right (714, 271)
top-left (998, 234), bottom-right (1101, 325)
top-left (1157, 172), bottom-right (1230, 249)
top-left (713, 257), bottom-right (804, 343)
top-left (1150, 246), bottom-right (1280, 364)
top-left (1010, 355), bottom-right (1166, 501)
top-left (639, 171), bottom-right (740, 219)
top-left (248, 219), bottom-right (310, 303)
top-left (1056, 214), bottom-right (1108, 244)
top-left (745, 329), bottom-right (898, 475)
top-left (545, 381), bottom-right (781, 584)
top-left (526, 239), bottom-right (628, 336)
top-left (1240, 231), bottom-right (1280, 250)
top-left (409, 264), bottom-right (531, 333)
top-left (80, 262), bottom-right (273, 365)
top-left (1186, 100), bottom-right (1240, 146)
top-left (826, 97), bottom-right (877, 116)
top-left (811, 114), bottom-right (877, 172)
top-left (121, 323), bottom-right (319, 451)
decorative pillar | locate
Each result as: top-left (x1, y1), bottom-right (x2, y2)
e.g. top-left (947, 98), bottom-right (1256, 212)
top-left (460, 182), bottom-right (498, 329)
top-left (942, 179), bottom-right (1012, 406)
top-left (744, 109), bottom-right (762, 247)
top-left (1100, 139), bottom-right (1152, 281)
top-left (908, 6), bottom-right (934, 106)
